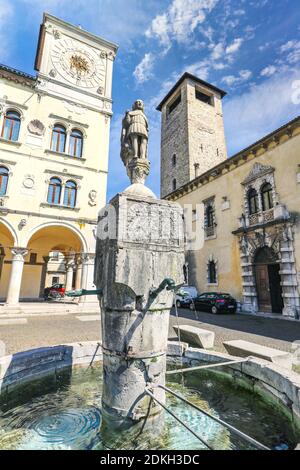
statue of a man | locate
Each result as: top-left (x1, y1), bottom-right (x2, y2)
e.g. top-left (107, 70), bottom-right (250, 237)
top-left (121, 99), bottom-right (149, 165)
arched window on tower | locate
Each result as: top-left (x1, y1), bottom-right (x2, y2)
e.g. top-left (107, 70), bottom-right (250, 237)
top-left (69, 129), bottom-right (83, 158)
top-left (63, 180), bottom-right (77, 208)
top-left (172, 154), bottom-right (176, 167)
top-left (0, 166), bottom-right (9, 196)
top-left (172, 178), bottom-right (177, 191)
top-left (47, 177), bottom-right (62, 205)
top-left (51, 124), bottom-right (66, 153)
top-left (261, 183), bottom-right (273, 211)
top-left (248, 188), bottom-right (259, 215)
top-left (1, 110), bottom-right (21, 141)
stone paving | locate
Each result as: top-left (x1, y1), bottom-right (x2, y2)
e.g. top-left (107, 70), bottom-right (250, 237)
top-left (0, 307), bottom-right (300, 356)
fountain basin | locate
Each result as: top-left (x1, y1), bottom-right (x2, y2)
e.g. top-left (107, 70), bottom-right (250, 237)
top-left (0, 341), bottom-right (300, 450)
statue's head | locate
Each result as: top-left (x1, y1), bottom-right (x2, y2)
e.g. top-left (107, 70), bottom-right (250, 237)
top-left (132, 99), bottom-right (144, 111)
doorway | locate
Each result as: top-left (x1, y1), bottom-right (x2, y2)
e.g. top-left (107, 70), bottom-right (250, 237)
top-left (254, 247), bottom-right (283, 314)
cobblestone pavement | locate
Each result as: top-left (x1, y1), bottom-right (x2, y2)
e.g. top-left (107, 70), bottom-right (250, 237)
top-left (0, 308), bottom-right (300, 356)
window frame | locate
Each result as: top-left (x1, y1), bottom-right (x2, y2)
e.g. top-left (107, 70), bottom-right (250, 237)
top-left (47, 177), bottom-right (62, 205)
top-left (248, 188), bottom-right (259, 215)
top-left (51, 124), bottom-right (67, 154)
top-left (1, 110), bottom-right (21, 142)
top-left (69, 129), bottom-right (83, 158)
top-left (261, 183), bottom-right (273, 212)
top-left (0, 166), bottom-right (9, 196)
top-left (63, 180), bottom-right (77, 208)
top-left (208, 260), bottom-right (217, 284)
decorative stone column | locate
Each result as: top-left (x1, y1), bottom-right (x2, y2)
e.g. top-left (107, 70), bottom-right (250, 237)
top-left (6, 248), bottom-right (29, 305)
top-left (95, 99), bottom-right (185, 430)
top-left (65, 259), bottom-right (75, 292)
top-left (94, 191), bottom-right (185, 429)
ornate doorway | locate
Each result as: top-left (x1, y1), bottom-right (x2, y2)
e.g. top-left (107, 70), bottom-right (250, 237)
top-left (254, 247), bottom-right (283, 314)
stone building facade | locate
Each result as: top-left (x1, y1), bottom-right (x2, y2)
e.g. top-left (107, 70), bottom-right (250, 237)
top-left (0, 14), bottom-right (117, 305)
top-left (159, 73), bottom-right (300, 319)
top-left (158, 73), bottom-right (227, 198)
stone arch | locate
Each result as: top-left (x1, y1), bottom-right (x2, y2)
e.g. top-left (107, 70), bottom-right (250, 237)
top-left (20, 222), bottom-right (88, 300)
top-left (0, 219), bottom-right (17, 300)
top-left (24, 221), bottom-right (88, 252)
top-left (0, 217), bottom-right (18, 246)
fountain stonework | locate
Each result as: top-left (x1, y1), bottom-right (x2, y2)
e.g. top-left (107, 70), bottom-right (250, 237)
top-left (94, 100), bottom-right (185, 429)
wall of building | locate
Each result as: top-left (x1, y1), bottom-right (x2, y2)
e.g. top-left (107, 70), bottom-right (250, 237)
top-left (169, 127), bottom-right (300, 312)
top-left (0, 14), bottom-right (117, 303)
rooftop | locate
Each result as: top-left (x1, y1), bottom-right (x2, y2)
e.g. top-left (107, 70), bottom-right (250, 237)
top-left (156, 72), bottom-right (227, 111)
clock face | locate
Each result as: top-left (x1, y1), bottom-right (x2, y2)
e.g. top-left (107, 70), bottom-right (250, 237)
top-left (51, 38), bottom-right (106, 89)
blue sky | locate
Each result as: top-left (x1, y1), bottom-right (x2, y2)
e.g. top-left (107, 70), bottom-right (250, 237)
top-left (0, 0), bottom-right (299, 199)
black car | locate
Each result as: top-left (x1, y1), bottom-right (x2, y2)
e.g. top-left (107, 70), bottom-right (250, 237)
top-left (191, 292), bottom-right (237, 314)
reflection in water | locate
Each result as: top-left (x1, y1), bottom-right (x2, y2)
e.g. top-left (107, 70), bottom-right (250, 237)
top-left (0, 364), bottom-right (298, 450)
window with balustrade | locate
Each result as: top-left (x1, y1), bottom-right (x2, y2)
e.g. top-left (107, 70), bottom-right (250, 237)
top-left (261, 183), bottom-right (273, 212)
top-left (248, 188), bottom-right (259, 215)
top-left (204, 201), bottom-right (216, 237)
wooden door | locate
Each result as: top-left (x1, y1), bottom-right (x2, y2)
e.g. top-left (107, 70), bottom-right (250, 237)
top-left (255, 265), bottom-right (272, 312)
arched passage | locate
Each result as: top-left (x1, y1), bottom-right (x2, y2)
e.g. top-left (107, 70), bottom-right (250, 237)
top-left (254, 247), bottom-right (283, 313)
top-left (0, 221), bottom-right (15, 300)
top-left (20, 224), bottom-right (86, 300)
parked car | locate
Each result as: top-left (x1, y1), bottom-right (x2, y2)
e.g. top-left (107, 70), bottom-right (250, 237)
top-left (191, 292), bottom-right (237, 314)
top-left (174, 286), bottom-right (198, 308)
top-left (44, 283), bottom-right (66, 300)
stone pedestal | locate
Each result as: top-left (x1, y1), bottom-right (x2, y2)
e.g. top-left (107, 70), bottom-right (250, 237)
top-left (94, 189), bottom-right (185, 429)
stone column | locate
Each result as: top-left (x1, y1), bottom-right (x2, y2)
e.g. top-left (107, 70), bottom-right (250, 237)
top-left (65, 259), bottom-right (75, 292)
top-left (79, 253), bottom-right (96, 303)
top-left (75, 256), bottom-right (83, 290)
top-left (6, 248), bottom-right (29, 305)
top-left (0, 253), bottom-right (4, 281)
top-left (39, 256), bottom-right (50, 298)
top-left (94, 191), bottom-right (185, 430)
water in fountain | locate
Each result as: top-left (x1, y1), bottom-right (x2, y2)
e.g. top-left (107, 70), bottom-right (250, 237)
top-left (0, 363), bottom-right (299, 450)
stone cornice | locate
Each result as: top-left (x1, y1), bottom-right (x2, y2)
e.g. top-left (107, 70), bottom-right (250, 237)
top-left (232, 215), bottom-right (296, 236)
top-left (165, 115), bottom-right (300, 201)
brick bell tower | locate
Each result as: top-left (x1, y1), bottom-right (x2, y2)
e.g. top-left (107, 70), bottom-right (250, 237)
top-left (157, 72), bottom-right (227, 198)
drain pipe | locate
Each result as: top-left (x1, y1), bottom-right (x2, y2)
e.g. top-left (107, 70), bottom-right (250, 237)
top-left (159, 384), bottom-right (270, 451)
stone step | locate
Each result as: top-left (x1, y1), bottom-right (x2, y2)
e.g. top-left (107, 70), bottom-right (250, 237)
top-left (223, 340), bottom-right (292, 370)
top-left (173, 325), bottom-right (215, 349)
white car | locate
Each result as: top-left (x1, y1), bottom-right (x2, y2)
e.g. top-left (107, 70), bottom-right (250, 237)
top-left (174, 286), bottom-right (198, 308)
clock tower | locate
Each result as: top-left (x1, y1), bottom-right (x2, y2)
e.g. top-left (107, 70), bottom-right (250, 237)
top-left (34, 13), bottom-right (117, 113)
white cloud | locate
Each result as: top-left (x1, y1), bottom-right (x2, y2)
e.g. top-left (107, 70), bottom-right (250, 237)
top-left (225, 38), bottom-right (243, 55)
top-left (261, 65), bottom-right (277, 77)
top-left (280, 40), bottom-right (300, 65)
top-left (224, 68), bottom-right (300, 155)
top-left (222, 70), bottom-right (252, 87)
top-left (211, 42), bottom-right (224, 60)
top-left (133, 53), bottom-right (155, 84)
top-left (146, 0), bottom-right (219, 51)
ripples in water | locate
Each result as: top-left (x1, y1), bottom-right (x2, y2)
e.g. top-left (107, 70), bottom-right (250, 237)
top-left (0, 366), bottom-right (299, 450)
